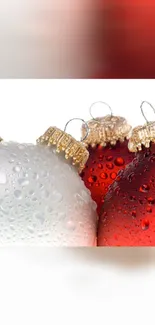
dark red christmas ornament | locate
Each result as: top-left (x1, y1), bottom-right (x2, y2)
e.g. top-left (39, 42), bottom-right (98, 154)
top-left (97, 101), bottom-right (155, 246)
top-left (80, 103), bottom-right (134, 214)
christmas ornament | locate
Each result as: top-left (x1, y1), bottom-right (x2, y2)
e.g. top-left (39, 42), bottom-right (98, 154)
top-left (0, 120), bottom-right (97, 246)
top-left (97, 101), bottom-right (155, 246)
top-left (80, 102), bottom-right (134, 214)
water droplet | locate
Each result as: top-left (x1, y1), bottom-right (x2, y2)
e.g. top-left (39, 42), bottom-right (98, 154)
top-left (114, 157), bottom-right (125, 166)
top-left (67, 220), bottom-right (76, 231)
top-left (27, 225), bottom-right (34, 233)
top-left (90, 168), bottom-right (94, 172)
top-left (149, 155), bottom-right (155, 163)
top-left (42, 189), bottom-right (49, 199)
top-left (29, 190), bottom-right (35, 196)
top-left (142, 218), bottom-right (150, 230)
top-left (95, 182), bottom-right (100, 187)
top-left (114, 186), bottom-right (120, 195)
top-left (32, 196), bottom-right (37, 202)
top-left (98, 163), bottom-right (103, 169)
top-left (14, 190), bottom-right (22, 199)
top-left (35, 212), bottom-right (45, 223)
top-left (128, 172), bottom-right (135, 182)
top-left (106, 155), bottom-right (113, 161)
top-left (139, 184), bottom-right (150, 193)
top-left (147, 197), bottom-right (155, 205)
top-left (8, 216), bottom-right (15, 222)
top-left (130, 195), bottom-right (136, 201)
top-left (88, 175), bottom-right (97, 183)
top-left (13, 166), bottom-right (21, 174)
top-left (110, 172), bottom-right (117, 180)
top-left (147, 207), bottom-right (152, 213)
top-left (92, 160), bottom-right (96, 164)
top-left (9, 159), bottom-right (14, 163)
top-left (99, 154), bottom-right (104, 160)
top-left (106, 163), bottom-right (114, 170)
top-left (10, 224), bottom-right (15, 231)
top-left (0, 172), bottom-right (6, 184)
top-left (18, 178), bottom-right (29, 186)
top-left (132, 211), bottom-right (136, 218)
top-left (33, 172), bottom-right (39, 180)
top-left (100, 172), bottom-right (108, 179)
top-left (53, 190), bottom-right (63, 203)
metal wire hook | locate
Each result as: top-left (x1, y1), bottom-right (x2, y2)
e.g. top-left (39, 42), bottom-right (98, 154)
top-left (89, 101), bottom-right (113, 122)
top-left (64, 117), bottom-right (89, 142)
top-left (140, 101), bottom-right (155, 123)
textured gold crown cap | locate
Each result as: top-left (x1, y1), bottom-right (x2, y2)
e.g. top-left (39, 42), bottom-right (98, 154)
top-left (36, 127), bottom-right (89, 173)
top-left (81, 115), bottom-right (132, 148)
top-left (128, 121), bottom-right (155, 152)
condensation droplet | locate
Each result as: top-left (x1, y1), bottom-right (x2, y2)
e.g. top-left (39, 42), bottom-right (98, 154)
top-left (110, 172), bottom-right (117, 180)
top-left (29, 190), bottom-right (35, 196)
top-left (53, 190), bottom-right (63, 203)
top-left (14, 190), bottom-right (22, 199)
top-left (33, 172), bottom-right (39, 180)
top-left (128, 172), bottom-right (135, 182)
top-left (139, 184), bottom-right (150, 193)
top-left (130, 195), bottom-right (136, 201)
top-left (88, 175), bottom-right (97, 183)
top-left (98, 163), bottom-right (103, 169)
top-left (0, 172), bottom-right (7, 184)
top-left (142, 219), bottom-right (150, 230)
top-left (13, 166), bottom-right (21, 173)
top-left (114, 157), bottom-right (125, 167)
top-left (106, 163), bottom-right (114, 170)
top-left (27, 225), bottom-right (34, 233)
top-left (67, 220), bottom-right (76, 231)
top-left (106, 155), bottom-right (113, 161)
top-left (132, 211), bottom-right (136, 218)
top-left (41, 189), bottom-right (49, 199)
top-left (147, 197), bottom-right (155, 205)
top-left (34, 212), bottom-right (45, 224)
top-left (147, 207), bottom-right (152, 213)
top-left (100, 172), bottom-right (108, 179)
top-left (18, 178), bottom-right (29, 186)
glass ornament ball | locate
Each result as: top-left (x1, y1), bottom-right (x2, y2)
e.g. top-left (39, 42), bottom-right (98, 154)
top-left (0, 142), bottom-right (97, 246)
top-left (97, 143), bottom-right (155, 246)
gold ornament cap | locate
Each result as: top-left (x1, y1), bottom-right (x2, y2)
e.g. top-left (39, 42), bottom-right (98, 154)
top-left (128, 121), bottom-right (155, 152)
top-left (128, 101), bottom-right (155, 152)
top-left (36, 126), bottom-right (89, 173)
top-left (81, 115), bottom-right (132, 148)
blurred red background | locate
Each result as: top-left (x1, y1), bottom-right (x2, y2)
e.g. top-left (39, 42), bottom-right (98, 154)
top-left (93, 0), bottom-right (155, 78)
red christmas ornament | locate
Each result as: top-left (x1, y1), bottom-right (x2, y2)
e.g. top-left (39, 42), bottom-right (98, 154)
top-left (80, 103), bottom-right (134, 214)
top-left (97, 102), bottom-right (155, 246)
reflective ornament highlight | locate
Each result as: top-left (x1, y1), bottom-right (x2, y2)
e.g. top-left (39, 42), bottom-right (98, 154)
top-left (0, 142), bottom-right (97, 246)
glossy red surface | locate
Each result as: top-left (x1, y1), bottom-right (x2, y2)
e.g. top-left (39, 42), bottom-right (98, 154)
top-left (81, 140), bottom-right (134, 214)
top-left (97, 143), bottom-right (155, 246)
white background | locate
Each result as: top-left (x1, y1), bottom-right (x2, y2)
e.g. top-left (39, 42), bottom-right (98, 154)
top-left (0, 79), bottom-right (155, 325)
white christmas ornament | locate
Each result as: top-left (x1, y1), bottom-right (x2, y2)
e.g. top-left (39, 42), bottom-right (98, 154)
top-left (0, 129), bottom-right (97, 246)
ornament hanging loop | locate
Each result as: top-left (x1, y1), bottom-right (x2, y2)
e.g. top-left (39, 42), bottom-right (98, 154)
top-left (140, 101), bottom-right (155, 124)
top-left (89, 101), bottom-right (113, 122)
top-left (64, 118), bottom-right (89, 142)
